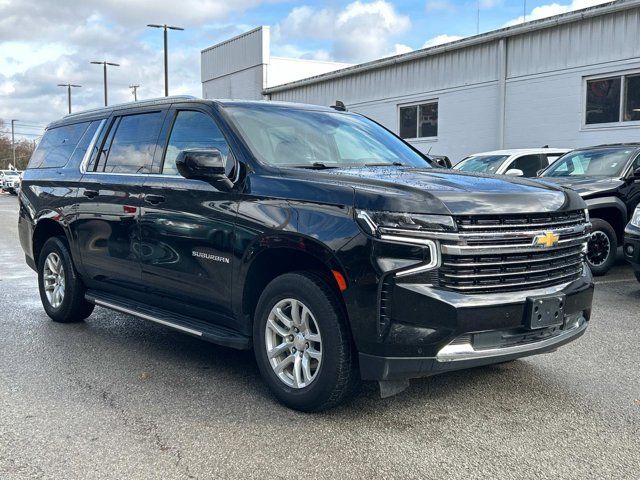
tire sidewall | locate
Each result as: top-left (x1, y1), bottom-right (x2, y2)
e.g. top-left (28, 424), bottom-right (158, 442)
top-left (253, 273), bottom-right (349, 411)
top-left (38, 237), bottom-right (78, 321)
top-left (587, 218), bottom-right (617, 275)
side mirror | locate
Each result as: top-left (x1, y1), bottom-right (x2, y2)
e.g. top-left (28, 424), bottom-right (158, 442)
top-left (505, 168), bottom-right (524, 177)
top-left (175, 149), bottom-right (233, 190)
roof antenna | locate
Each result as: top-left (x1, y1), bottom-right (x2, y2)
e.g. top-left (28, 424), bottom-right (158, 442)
top-left (330, 100), bottom-right (347, 111)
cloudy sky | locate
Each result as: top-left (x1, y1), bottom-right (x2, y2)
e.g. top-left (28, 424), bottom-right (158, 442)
top-left (0, 0), bottom-right (610, 137)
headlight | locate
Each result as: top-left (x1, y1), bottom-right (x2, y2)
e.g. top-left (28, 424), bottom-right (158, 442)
top-left (356, 210), bottom-right (451, 275)
top-left (631, 206), bottom-right (640, 228)
top-left (356, 210), bottom-right (456, 237)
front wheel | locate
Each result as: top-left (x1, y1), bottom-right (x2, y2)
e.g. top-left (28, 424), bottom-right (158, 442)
top-left (38, 237), bottom-right (94, 323)
top-left (586, 218), bottom-right (617, 276)
top-left (253, 272), bottom-right (358, 412)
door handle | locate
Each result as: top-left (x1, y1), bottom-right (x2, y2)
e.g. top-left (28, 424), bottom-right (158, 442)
top-left (83, 189), bottom-right (99, 199)
top-left (144, 194), bottom-right (165, 205)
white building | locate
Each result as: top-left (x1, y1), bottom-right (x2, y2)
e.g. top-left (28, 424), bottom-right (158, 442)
top-left (202, 0), bottom-right (640, 161)
top-left (201, 27), bottom-right (352, 101)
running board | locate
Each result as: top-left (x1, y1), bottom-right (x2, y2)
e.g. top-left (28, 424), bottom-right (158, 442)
top-left (85, 291), bottom-right (251, 350)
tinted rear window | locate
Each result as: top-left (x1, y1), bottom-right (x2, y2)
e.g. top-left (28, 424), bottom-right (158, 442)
top-left (28, 121), bottom-right (93, 169)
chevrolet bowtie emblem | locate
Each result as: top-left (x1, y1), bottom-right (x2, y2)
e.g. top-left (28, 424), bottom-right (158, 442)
top-left (533, 231), bottom-right (560, 248)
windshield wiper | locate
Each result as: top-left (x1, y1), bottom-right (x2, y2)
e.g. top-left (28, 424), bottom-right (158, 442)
top-left (364, 162), bottom-right (404, 167)
top-left (291, 162), bottom-right (340, 170)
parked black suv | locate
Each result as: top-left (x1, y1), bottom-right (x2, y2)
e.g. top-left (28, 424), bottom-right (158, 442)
top-left (539, 144), bottom-right (640, 275)
top-left (624, 205), bottom-right (640, 282)
top-left (19, 97), bottom-right (594, 411)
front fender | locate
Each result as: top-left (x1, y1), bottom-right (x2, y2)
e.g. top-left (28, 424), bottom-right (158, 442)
top-left (585, 196), bottom-right (627, 219)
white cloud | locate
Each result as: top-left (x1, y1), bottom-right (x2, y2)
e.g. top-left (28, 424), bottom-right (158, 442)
top-left (276, 1), bottom-right (411, 63)
top-left (503, 0), bottom-right (611, 27)
top-left (425, 0), bottom-right (455, 12)
top-left (422, 34), bottom-right (464, 48)
top-left (392, 44), bottom-right (413, 55)
top-left (0, 0), bottom-right (257, 126)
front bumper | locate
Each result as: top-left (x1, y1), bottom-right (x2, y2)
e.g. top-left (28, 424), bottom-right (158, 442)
top-left (623, 225), bottom-right (640, 273)
top-left (359, 267), bottom-right (594, 381)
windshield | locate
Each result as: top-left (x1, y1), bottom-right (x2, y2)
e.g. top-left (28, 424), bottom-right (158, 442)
top-left (453, 155), bottom-right (509, 174)
top-left (542, 148), bottom-right (634, 177)
top-left (224, 106), bottom-right (431, 169)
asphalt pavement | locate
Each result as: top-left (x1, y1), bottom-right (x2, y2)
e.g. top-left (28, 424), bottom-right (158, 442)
top-left (0, 193), bottom-right (638, 479)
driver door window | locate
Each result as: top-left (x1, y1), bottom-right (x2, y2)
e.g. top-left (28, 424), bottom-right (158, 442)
top-left (508, 155), bottom-right (545, 177)
top-left (163, 111), bottom-right (233, 176)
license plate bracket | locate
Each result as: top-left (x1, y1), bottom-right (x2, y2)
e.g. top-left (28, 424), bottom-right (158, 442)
top-left (526, 294), bottom-right (566, 329)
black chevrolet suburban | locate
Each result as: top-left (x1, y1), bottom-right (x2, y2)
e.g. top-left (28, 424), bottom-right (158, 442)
top-left (19, 97), bottom-right (594, 411)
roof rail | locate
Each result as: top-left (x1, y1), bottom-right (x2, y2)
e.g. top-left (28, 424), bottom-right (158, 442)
top-left (63, 95), bottom-right (198, 119)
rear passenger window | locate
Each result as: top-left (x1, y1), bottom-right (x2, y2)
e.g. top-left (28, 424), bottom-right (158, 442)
top-left (98, 111), bottom-right (165, 174)
top-left (28, 121), bottom-right (91, 169)
top-left (163, 111), bottom-right (231, 176)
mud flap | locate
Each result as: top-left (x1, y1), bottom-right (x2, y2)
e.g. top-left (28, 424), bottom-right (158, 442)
top-left (378, 379), bottom-right (410, 398)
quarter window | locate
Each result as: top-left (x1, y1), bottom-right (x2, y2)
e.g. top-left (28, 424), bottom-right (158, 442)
top-left (399, 102), bottom-right (438, 139)
top-left (163, 111), bottom-right (231, 176)
top-left (97, 111), bottom-right (165, 173)
top-left (585, 73), bottom-right (640, 125)
top-left (28, 121), bottom-right (92, 169)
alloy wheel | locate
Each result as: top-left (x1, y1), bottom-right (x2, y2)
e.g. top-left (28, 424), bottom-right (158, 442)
top-left (43, 252), bottom-right (65, 308)
top-left (587, 230), bottom-right (611, 267)
top-left (264, 298), bottom-right (322, 389)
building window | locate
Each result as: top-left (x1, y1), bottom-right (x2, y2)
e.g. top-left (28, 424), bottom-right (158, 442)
top-left (585, 73), bottom-right (640, 125)
top-left (399, 101), bottom-right (438, 139)
top-left (624, 74), bottom-right (640, 122)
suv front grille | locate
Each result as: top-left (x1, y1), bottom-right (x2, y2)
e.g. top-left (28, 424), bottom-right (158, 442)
top-left (437, 211), bottom-right (589, 294)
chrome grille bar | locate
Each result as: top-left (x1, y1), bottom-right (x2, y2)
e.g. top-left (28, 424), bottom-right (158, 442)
top-left (435, 210), bottom-right (588, 294)
top-left (441, 267), bottom-right (584, 292)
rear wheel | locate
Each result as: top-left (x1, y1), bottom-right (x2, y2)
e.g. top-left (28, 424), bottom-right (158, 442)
top-left (253, 272), bottom-right (358, 412)
top-left (586, 218), bottom-right (617, 276)
top-left (38, 237), bottom-right (94, 323)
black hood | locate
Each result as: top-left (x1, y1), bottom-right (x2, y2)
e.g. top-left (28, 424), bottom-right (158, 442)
top-left (537, 176), bottom-right (624, 198)
top-left (264, 166), bottom-right (586, 216)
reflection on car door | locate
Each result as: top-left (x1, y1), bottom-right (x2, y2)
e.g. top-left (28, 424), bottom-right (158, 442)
top-left (75, 109), bottom-right (168, 296)
top-left (139, 106), bottom-right (238, 327)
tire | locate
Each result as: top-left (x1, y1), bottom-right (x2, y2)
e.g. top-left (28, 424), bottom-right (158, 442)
top-left (38, 236), bottom-right (94, 323)
top-left (586, 218), bottom-right (617, 276)
top-left (253, 272), bottom-right (358, 412)
top-left (635, 272), bottom-right (640, 284)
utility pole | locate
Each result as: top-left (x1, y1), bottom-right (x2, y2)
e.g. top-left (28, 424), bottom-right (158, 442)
top-left (11, 119), bottom-right (16, 168)
top-left (90, 61), bottom-right (120, 106)
top-left (147, 24), bottom-right (184, 96)
top-left (129, 84), bottom-right (140, 101)
top-left (57, 83), bottom-right (82, 114)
